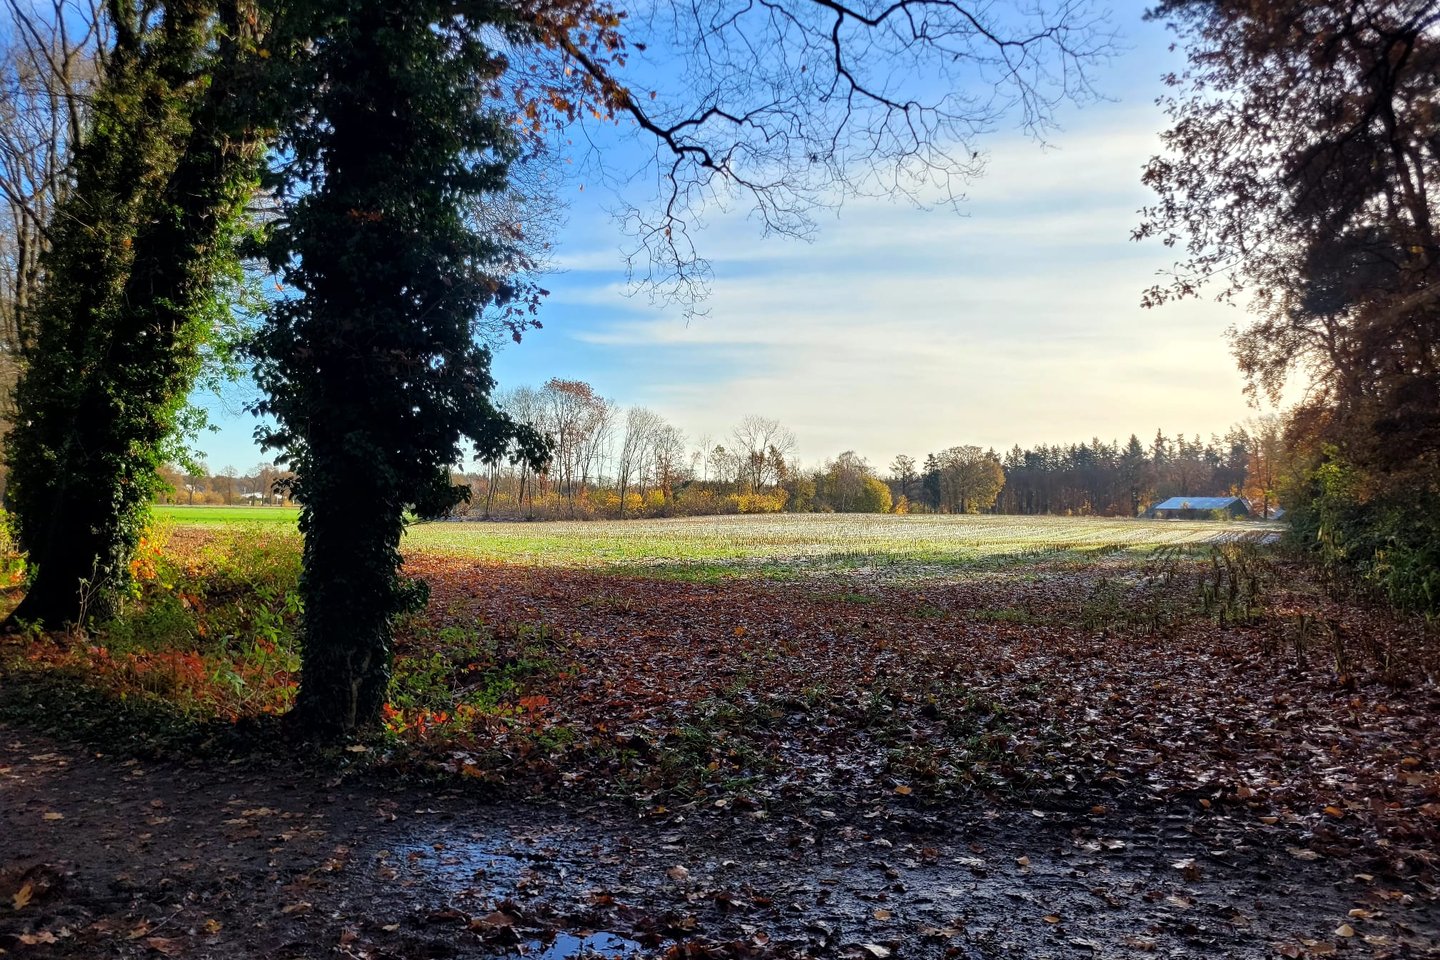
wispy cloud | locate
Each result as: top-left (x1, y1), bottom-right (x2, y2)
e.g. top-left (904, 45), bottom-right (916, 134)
top-left (193, 14), bottom-right (1279, 472)
top-left (513, 107), bottom-right (1262, 467)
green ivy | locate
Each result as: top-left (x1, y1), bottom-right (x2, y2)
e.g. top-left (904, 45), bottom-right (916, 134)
top-left (1288, 447), bottom-right (1440, 615)
top-left (252, 1), bottom-right (549, 737)
top-left (3, 0), bottom-right (270, 628)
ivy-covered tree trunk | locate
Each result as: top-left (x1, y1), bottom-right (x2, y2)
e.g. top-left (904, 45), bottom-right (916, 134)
top-left (4, 0), bottom-right (266, 629)
top-left (254, 1), bottom-right (547, 739)
top-left (290, 459), bottom-right (410, 736)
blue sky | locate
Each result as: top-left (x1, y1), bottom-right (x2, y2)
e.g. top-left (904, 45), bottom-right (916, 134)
top-left (193, 1), bottom-right (1276, 474)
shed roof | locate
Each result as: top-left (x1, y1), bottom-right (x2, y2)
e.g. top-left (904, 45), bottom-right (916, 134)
top-left (1153, 496), bottom-right (1246, 511)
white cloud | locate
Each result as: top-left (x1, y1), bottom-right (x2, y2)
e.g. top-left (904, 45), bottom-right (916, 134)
top-left (526, 107), bottom-right (1264, 467)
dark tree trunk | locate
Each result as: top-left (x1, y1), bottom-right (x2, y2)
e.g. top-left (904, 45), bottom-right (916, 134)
top-left (4, 0), bottom-right (260, 631)
top-left (286, 463), bottom-right (402, 738)
top-left (4, 493), bottom-right (121, 629)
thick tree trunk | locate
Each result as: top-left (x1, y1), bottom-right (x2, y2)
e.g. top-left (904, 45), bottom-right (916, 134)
top-left (286, 472), bottom-right (400, 739)
top-left (4, 503), bottom-right (120, 629)
top-left (5, 395), bottom-right (138, 630)
top-left (4, 1), bottom-right (259, 634)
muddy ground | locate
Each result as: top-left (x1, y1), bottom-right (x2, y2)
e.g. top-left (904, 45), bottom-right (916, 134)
top-left (2, 728), bottom-right (1435, 960)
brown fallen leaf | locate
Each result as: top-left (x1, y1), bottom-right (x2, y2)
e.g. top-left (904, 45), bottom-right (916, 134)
top-left (42, 812), bottom-right (64, 821)
top-left (919, 926), bottom-right (962, 938)
top-left (281, 902), bottom-right (312, 915)
top-left (12, 881), bottom-right (34, 910)
top-left (470, 911), bottom-right (515, 930)
top-left (145, 937), bottom-right (184, 956)
top-left (872, 909), bottom-right (892, 921)
top-left (1043, 915), bottom-right (1061, 924)
top-left (1171, 857), bottom-right (1201, 881)
top-left (1336, 924), bottom-right (1355, 938)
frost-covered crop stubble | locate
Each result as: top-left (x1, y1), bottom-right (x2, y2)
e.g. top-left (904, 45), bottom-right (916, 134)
top-left (401, 513), bottom-right (1268, 577)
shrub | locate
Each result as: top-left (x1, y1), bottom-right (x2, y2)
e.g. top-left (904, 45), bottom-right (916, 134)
top-left (859, 476), bottom-right (893, 514)
top-left (1289, 450), bottom-right (1440, 614)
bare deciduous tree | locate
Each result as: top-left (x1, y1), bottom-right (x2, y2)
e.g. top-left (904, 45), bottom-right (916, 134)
top-left (615, 405), bottom-right (662, 516)
top-left (513, 0), bottom-right (1112, 305)
top-left (731, 414), bottom-right (796, 489)
top-left (0, 0), bottom-right (105, 430)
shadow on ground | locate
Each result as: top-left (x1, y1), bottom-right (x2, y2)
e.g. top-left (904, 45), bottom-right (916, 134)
top-left (1, 729), bottom-right (1434, 959)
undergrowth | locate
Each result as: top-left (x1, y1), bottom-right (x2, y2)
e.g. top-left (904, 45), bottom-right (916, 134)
top-left (2, 518), bottom-right (1432, 814)
top-left (0, 526), bottom-right (571, 750)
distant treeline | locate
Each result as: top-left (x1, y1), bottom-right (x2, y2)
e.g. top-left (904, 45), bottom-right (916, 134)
top-left (993, 431), bottom-right (1254, 517)
top-left (448, 380), bottom-right (1277, 520)
top-left (155, 463), bottom-right (294, 506)
top-left (160, 381), bottom-right (1279, 520)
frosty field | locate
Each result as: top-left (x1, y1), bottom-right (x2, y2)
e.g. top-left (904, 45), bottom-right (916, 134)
top-left (403, 512), bottom-right (1280, 576)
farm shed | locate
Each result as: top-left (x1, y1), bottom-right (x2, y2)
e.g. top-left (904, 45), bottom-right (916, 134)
top-left (1149, 496), bottom-right (1251, 519)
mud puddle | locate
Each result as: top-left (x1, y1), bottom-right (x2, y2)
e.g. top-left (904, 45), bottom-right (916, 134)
top-left (381, 805), bottom-right (1440, 958)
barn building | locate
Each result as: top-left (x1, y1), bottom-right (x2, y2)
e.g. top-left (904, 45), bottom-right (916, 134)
top-left (1149, 496), bottom-right (1252, 519)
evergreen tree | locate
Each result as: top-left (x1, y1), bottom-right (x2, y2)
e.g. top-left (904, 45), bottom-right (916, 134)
top-left (1120, 434), bottom-right (1147, 516)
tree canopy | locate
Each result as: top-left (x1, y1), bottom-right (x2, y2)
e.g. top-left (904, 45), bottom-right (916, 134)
top-left (1138, 0), bottom-right (1440, 485)
top-left (1140, 0), bottom-right (1440, 610)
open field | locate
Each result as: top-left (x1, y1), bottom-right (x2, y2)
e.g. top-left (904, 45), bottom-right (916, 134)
top-left (403, 514), bottom-right (1282, 578)
top-left (154, 503), bottom-right (300, 524)
top-left (3, 512), bottom-right (1437, 959)
top-left (158, 506), bottom-right (1283, 577)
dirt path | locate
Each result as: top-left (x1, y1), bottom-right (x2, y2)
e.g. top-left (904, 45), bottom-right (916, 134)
top-left (3, 729), bottom-right (1435, 960)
